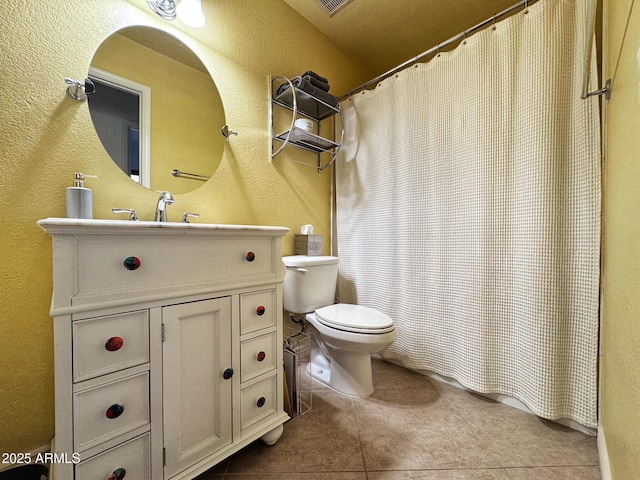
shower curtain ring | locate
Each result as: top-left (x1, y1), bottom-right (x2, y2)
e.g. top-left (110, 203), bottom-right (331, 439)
top-left (462, 29), bottom-right (467, 44)
top-left (492, 14), bottom-right (497, 30)
top-left (524, 0), bottom-right (529, 13)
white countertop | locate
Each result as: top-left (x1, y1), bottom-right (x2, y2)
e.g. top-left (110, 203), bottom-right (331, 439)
top-left (37, 218), bottom-right (290, 236)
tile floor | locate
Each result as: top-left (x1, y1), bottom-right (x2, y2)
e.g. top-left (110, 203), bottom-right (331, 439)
top-left (196, 358), bottom-right (600, 480)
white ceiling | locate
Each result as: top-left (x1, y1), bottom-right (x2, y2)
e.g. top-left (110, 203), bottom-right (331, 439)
top-left (283, 0), bottom-right (523, 76)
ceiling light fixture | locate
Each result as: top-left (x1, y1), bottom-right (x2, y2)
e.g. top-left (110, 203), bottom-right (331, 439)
top-left (147, 0), bottom-right (176, 21)
top-left (176, 0), bottom-right (205, 28)
top-left (147, 0), bottom-right (205, 28)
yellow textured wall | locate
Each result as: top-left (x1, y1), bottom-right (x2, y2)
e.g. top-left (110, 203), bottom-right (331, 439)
top-left (601, 0), bottom-right (640, 477)
top-left (0, 0), bottom-right (371, 454)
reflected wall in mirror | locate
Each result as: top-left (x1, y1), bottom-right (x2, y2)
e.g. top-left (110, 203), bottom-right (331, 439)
top-left (88, 26), bottom-right (225, 193)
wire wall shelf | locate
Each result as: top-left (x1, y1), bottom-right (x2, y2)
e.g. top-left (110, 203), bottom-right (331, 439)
top-left (270, 75), bottom-right (344, 173)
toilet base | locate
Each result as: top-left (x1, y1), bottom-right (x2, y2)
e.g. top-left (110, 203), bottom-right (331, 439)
top-left (307, 348), bottom-right (332, 385)
top-left (328, 350), bottom-right (374, 397)
top-left (308, 349), bottom-right (374, 397)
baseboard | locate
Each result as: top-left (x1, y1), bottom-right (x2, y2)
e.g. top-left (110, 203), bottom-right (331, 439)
top-left (598, 426), bottom-right (613, 480)
top-left (0, 443), bottom-right (51, 473)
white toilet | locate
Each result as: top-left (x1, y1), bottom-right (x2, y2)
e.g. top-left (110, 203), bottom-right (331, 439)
top-left (282, 255), bottom-right (397, 397)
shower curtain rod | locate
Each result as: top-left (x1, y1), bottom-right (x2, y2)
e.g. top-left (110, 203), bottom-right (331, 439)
top-left (338, 0), bottom-right (540, 101)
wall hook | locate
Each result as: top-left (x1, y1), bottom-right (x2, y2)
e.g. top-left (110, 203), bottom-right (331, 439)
top-left (65, 77), bottom-right (95, 101)
top-left (221, 125), bottom-right (238, 141)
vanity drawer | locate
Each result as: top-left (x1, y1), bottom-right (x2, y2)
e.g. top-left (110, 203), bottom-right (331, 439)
top-left (73, 310), bottom-right (149, 383)
top-left (72, 235), bottom-right (277, 306)
top-left (74, 370), bottom-right (150, 452)
top-left (240, 289), bottom-right (277, 335)
top-left (75, 433), bottom-right (150, 480)
top-left (240, 332), bottom-right (277, 383)
top-left (241, 375), bottom-right (277, 431)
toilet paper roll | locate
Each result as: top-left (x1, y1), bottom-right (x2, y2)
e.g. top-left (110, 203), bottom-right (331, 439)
top-left (301, 224), bottom-right (314, 235)
top-left (294, 118), bottom-right (313, 132)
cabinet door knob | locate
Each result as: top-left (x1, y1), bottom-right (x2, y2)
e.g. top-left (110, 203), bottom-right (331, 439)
top-left (123, 256), bottom-right (141, 270)
top-left (256, 396), bottom-right (266, 408)
top-left (106, 403), bottom-right (125, 419)
top-left (245, 251), bottom-right (255, 262)
top-left (256, 351), bottom-right (266, 362)
top-left (256, 305), bottom-right (266, 316)
top-left (223, 368), bottom-right (234, 380)
top-left (108, 468), bottom-right (127, 480)
top-left (105, 336), bottom-right (124, 352)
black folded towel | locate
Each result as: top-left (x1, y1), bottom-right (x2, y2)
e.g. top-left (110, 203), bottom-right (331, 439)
top-left (277, 77), bottom-right (338, 108)
top-left (276, 72), bottom-right (330, 95)
top-left (301, 70), bottom-right (329, 84)
top-left (303, 74), bottom-right (330, 92)
top-left (298, 78), bottom-right (338, 107)
top-left (276, 79), bottom-right (294, 97)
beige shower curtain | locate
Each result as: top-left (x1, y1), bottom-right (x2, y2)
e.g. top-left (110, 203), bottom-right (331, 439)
top-left (335, 0), bottom-right (601, 427)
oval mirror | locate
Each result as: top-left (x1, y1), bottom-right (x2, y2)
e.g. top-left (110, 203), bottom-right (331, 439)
top-left (88, 26), bottom-right (225, 193)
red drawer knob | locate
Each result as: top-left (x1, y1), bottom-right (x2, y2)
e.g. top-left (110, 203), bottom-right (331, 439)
top-left (105, 336), bottom-right (124, 352)
top-left (106, 403), bottom-right (125, 419)
top-left (108, 468), bottom-right (127, 480)
top-left (256, 396), bottom-right (266, 408)
top-left (256, 351), bottom-right (266, 362)
top-left (245, 251), bottom-right (255, 262)
top-left (256, 305), bottom-right (266, 316)
top-left (123, 256), bottom-right (141, 270)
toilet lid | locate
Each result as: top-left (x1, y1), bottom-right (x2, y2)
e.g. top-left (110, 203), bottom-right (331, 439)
top-left (315, 304), bottom-right (394, 333)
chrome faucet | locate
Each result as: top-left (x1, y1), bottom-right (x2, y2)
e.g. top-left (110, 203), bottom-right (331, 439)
top-left (155, 191), bottom-right (175, 222)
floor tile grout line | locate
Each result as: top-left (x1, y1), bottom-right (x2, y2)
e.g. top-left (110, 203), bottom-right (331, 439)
top-left (352, 395), bottom-right (370, 479)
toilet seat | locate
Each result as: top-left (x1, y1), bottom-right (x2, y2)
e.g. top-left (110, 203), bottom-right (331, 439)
top-left (314, 304), bottom-right (395, 334)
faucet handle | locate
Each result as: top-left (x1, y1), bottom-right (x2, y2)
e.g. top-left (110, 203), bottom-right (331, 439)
top-left (112, 208), bottom-right (139, 221)
top-left (182, 213), bottom-right (200, 223)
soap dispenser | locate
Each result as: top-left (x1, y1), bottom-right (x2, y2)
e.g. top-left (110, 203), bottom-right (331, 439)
top-left (66, 172), bottom-right (95, 219)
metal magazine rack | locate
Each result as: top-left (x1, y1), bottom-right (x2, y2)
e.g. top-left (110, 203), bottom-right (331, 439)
top-left (283, 325), bottom-right (312, 420)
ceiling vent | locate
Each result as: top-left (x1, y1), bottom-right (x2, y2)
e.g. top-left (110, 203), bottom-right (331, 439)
top-left (313, 0), bottom-right (353, 16)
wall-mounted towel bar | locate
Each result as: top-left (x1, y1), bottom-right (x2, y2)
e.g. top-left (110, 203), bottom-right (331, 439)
top-left (171, 169), bottom-right (210, 180)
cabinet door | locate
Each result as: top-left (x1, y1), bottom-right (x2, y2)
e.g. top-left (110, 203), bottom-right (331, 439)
top-left (162, 297), bottom-right (232, 478)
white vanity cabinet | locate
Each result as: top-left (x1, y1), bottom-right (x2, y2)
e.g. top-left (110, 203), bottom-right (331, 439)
top-left (38, 219), bottom-right (290, 480)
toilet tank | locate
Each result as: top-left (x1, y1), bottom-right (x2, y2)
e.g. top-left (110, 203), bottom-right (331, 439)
top-left (282, 255), bottom-right (339, 314)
